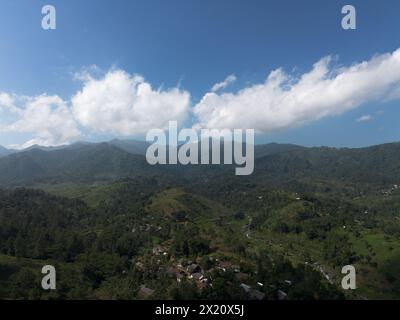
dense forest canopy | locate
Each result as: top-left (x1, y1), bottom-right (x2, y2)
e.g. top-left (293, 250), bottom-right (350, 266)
top-left (0, 142), bottom-right (399, 299)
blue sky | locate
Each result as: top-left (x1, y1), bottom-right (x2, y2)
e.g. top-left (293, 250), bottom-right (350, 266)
top-left (0, 0), bottom-right (400, 148)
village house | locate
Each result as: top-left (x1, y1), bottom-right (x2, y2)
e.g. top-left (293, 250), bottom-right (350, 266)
top-left (217, 261), bottom-right (241, 273)
top-left (284, 280), bottom-right (292, 286)
top-left (187, 263), bottom-right (201, 274)
top-left (153, 245), bottom-right (168, 256)
top-left (277, 289), bottom-right (287, 300)
top-left (166, 267), bottom-right (185, 283)
top-left (190, 272), bottom-right (203, 281)
top-left (217, 261), bottom-right (233, 272)
top-left (138, 285), bottom-right (155, 299)
top-left (239, 283), bottom-right (265, 300)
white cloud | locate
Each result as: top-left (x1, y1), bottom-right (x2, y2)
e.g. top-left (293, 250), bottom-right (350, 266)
top-left (71, 69), bottom-right (191, 135)
top-left (194, 48), bottom-right (400, 132)
top-left (72, 64), bottom-right (102, 82)
top-left (0, 93), bottom-right (21, 114)
top-left (0, 94), bottom-right (82, 148)
top-left (211, 74), bottom-right (237, 92)
top-left (356, 114), bottom-right (373, 122)
top-left (3, 48), bottom-right (400, 148)
top-left (0, 93), bottom-right (13, 109)
top-left (0, 69), bottom-right (191, 147)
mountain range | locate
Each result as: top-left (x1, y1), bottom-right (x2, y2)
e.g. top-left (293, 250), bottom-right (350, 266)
top-left (0, 139), bottom-right (399, 189)
top-left (1, 138), bottom-right (400, 300)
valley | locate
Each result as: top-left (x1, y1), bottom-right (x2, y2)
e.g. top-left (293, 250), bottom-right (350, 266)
top-left (0, 141), bottom-right (399, 299)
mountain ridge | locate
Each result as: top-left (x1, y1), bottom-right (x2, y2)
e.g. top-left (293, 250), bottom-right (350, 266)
top-left (0, 140), bottom-right (399, 187)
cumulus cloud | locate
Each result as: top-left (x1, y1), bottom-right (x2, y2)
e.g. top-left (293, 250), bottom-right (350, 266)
top-left (71, 69), bottom-right (191, 135)
top-left (0, 93), bottom-right (13, 109)
top-left (1, 69), bottom-right (191, 147)
top-left (0, 94), bottom-right (82, 148)
top-left (211, 74), bottom-right (237, 92)
top-left (0, 93), bottom-right (20, 114)
top-left (194, 48), bottom-right (400, 132)
top-left (3, 48), bottom-right (400, 148)
top-left (356, 114), bottom-right (373, 122)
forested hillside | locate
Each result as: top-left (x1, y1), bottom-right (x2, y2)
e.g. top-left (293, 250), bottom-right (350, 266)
top-left (0, 142), bottom-right (400, 299)
top-left (1, 141), bottom-right (400, 188)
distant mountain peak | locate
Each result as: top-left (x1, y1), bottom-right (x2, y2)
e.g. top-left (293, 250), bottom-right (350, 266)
top-left (0, 145), bottom-right (13, 157)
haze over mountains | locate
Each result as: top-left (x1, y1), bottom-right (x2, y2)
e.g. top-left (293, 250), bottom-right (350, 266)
top-left (0, 145), bottom-right (14, 157)
top-left (0, 139), bottom-right (151, 156)
top-left (0, 139), bottom-right (399, 189)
